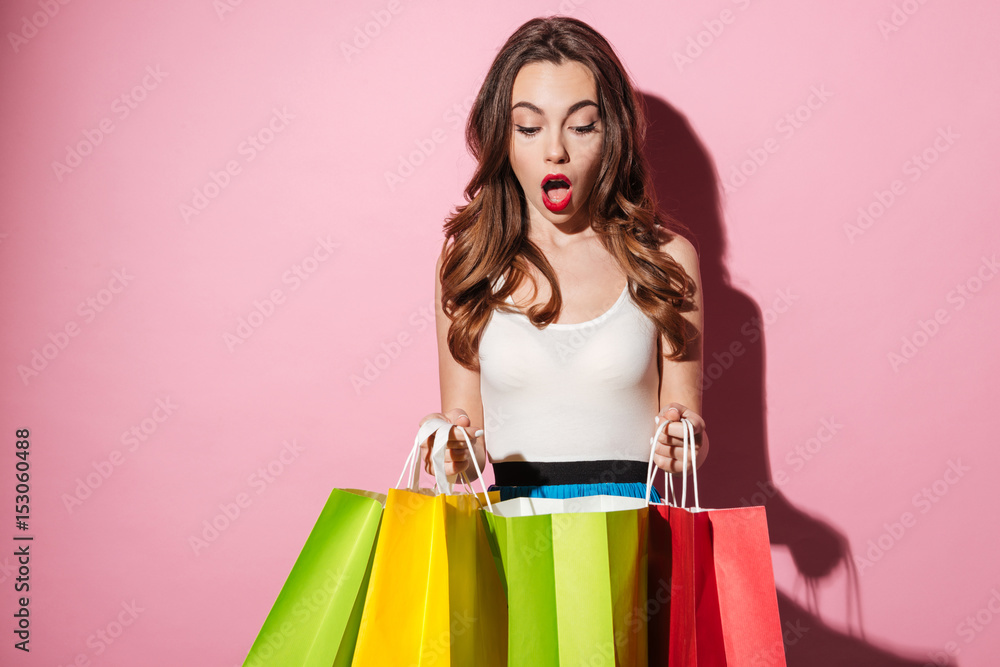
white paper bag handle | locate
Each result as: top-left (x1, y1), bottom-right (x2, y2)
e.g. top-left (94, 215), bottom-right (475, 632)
top-left (395, 417), bottom-right (493, 513)
top-left (645, 417), bottom-right (699, 509)
top-left (396, 419), bottom-right (437, 491)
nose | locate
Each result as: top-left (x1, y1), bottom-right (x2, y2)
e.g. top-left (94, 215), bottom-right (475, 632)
top-left (544, 131), bottom-right (569, 165)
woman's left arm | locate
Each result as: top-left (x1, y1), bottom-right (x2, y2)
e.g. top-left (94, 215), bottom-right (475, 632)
top-left (652, 233), bottom-right (708, 474)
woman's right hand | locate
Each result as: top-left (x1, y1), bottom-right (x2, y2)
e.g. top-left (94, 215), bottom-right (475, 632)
top-left (418, 409), bottom-right (484, 478)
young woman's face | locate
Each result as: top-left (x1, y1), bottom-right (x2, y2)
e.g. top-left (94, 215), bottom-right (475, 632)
top-left (508, 59), bottom-right (603, 232)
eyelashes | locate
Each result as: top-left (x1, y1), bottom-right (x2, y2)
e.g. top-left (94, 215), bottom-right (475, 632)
top-left (514, 122), bottom-right (598, 137)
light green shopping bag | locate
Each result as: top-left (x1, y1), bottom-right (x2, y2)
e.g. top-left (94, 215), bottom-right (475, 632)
top-left (242, 487), bottom-right (385, 667)
top-left (481, 494), bottom-right (650, 667)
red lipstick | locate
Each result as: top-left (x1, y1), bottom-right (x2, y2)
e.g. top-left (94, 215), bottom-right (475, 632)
top-left (541, 173), bottom-right (573, 212)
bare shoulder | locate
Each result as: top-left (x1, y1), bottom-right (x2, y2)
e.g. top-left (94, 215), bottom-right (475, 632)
top-left (435, 241), bottom-right (449, 275)
top-left (435, 246), bottom-right (443, 283)
top-left (656, 230), bottom-right (700, 278)
top-left (434, 241), bottom-right (454, 295)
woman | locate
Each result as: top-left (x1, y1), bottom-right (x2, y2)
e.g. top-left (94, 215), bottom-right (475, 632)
top-left (420, 16), bottom-right (709, 502)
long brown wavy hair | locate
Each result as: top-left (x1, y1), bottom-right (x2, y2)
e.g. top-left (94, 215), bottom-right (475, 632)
top-left (440, 16), bottom-right (699, 371)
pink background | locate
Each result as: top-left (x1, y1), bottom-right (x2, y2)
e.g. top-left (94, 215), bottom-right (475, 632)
top-left (2, 0), bottom-right (998, 665)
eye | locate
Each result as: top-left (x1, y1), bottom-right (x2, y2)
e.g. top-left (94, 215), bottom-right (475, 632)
top-left (573, 122), bottom-right (597, 135)
top-left (515, 125), bottom-right (540, 137)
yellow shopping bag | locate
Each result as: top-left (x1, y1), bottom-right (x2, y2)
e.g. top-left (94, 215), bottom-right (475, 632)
top-left (351, 420), bottom-right (506, 667)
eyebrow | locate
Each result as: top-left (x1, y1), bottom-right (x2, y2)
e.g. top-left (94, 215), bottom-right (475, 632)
top-left (511, 100), bottom-right (599, 117)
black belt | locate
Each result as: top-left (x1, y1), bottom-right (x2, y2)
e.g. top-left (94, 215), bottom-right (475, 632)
top-left (492, 459), bottom-right (650, 487)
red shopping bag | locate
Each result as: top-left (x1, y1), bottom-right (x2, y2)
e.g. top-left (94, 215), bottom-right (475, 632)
top-left (646, 419), bottom-right (786, 666)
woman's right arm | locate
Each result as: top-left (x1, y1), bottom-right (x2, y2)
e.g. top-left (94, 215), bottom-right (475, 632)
top-left (417, 248), bottom-right (488, 482)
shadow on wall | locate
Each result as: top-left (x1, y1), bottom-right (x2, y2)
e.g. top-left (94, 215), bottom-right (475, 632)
top-left (640, 92), bottom-right (954, 667)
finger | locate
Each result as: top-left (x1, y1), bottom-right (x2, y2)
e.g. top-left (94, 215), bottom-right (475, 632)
top-left (659, 416), bottom-right (703, 445)
top-left (655, 440), bottom-right (699, 466)
top-left (658, 420), bottom-right (687, 444)
top-left (419, 412), bottom-right (446, 428)
top-left (653, 452), bottom-right (679, 474)
top-left (451, 425), bottom-right (469, 444)
top-left (655, 438), bottom-right (694, 455)
top-left (445, 448), bottom-right (468, 461)
top-left (443, 408), bottom-right (471, 426)
top-left (654, 403), bottom-right (684, 426)
top-left (656, 453), bottom-right (696, 475)
top-left (447, 462), bottom-right (470, 476)
top-left (667, 403), bottom-right (705, 442)
top-left (679, 409), bottom-right (705, 434)
top-left (665, 403), bottom-right (684, 421)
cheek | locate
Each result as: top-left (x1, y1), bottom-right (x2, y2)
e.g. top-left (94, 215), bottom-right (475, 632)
top-left (580, 147), bottom-right (603, 187)
top-left (508, 150), bottom-right (537, 194)
top-left (581, 141), bottom-right (603, 168)
top-left (572, 159), bottom-right (601, 195)
top-left (507, 145), bottom-right (526, 175)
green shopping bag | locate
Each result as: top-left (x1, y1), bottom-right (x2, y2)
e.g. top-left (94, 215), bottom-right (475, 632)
top-left (242, 487), bottom-right (385, 667)
top-left (481, 493), bottom-right (649, 666)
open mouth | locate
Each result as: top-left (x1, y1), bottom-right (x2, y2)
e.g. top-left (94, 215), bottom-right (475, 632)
top-left (541, 173), bottom-right (572, 212)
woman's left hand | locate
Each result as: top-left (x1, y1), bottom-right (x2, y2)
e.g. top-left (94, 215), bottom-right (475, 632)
top-left (652, 403), bottom-right (707, 474)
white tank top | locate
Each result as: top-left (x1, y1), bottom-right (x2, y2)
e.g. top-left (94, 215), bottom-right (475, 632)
top-left (479, 272), bottom-right (660, 463)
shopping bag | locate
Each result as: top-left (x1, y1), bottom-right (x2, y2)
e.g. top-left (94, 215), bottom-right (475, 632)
top-left (242, 486), bottom-right (385, 667)
top-left (481, 476), bottom-right (650, 665)
top-left (646, 418), bottom-right (786, 666)
top-left (351, 419), bottom-right (507, 667)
